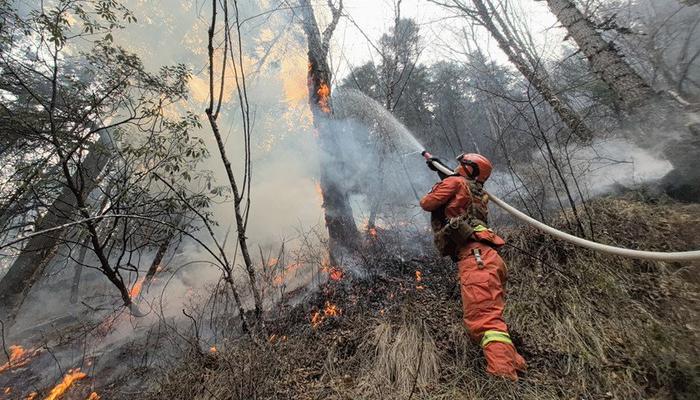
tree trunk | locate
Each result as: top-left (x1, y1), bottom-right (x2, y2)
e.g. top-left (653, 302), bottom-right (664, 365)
top-left (544, 0), bottom-right (700, 200)
top-left (545, 0), bottom-right (655, 109)
top-left (144, 217), bottom-right (181, 285)
top-left (470, 0), bottom-right (593, 141)
top-left (0, 135), bottom-right (110, 323)
top-left (69, 235), bottom-right (91, 304)
top-left (299, 0), bottom-right (361, 254)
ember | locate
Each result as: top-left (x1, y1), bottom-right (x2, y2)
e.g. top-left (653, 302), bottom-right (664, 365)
top-left (415, 270), bottom-right (425, 290)
top-left (311, 301), bottom-right (342, 328)
top-left (129, 277), bottom-right (146, 299)
top-left (310, 311), bottom-right (323, 328)
top-left (87, 392), bottom-right (101, 400)
top-left (328, 267), bottom-right (344, 281)
top-left (368, 227), bottom-right (378, 237)
top-left (26, 392), bottom-right (38, 400)
top-left (324, 302), bottom-right (340, 317)
top-left (317, 82), bottom-right (331, 113)
top-left (45, 369), bottom-right (87, 400)
top-left (209, 346), bottom-right (217, 353)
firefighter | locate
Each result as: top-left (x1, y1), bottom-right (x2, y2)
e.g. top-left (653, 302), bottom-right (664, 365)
top-left (420, 153), bottom-right (526, 381)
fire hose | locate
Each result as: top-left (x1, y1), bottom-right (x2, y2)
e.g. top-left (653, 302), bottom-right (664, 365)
top-left (421, 151), bottom-right (700, 262)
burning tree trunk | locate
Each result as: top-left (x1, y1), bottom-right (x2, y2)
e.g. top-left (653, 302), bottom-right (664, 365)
top-left (299, 0), bottom-right (361, 255)
top-left (544, 0), bottom-right (655, 109)
top-left (450, 0), bottom-right (593, 141)
top-left (0, 135), bottom-right (110, 323)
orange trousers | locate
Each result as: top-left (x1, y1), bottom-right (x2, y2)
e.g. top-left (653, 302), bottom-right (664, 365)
top-left (457, 242), bottom-right (526, 380)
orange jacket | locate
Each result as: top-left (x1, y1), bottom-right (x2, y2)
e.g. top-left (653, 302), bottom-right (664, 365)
top-left (420, 176), bottom-right (472, 219)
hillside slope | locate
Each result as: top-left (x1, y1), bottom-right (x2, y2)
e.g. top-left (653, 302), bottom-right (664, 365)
top-left (144, 193), bottom-right (699, 400)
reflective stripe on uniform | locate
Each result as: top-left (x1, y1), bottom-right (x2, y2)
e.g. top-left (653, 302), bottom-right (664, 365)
top-left (480, 330), bottom-right (513, 347)
top-left (473, 224), bottom-right (488, 232)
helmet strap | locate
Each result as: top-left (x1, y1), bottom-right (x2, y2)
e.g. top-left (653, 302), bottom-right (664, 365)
top-left (461, 159), bottom-right (480, 180)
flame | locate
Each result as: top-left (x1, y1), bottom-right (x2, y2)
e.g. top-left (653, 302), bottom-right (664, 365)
top-left (272, 262), bottom-right (304, 286)
top-left (87, 393), bottom-right (100, 400)
top-left (26, 392), bottom-right (38, 400)
top-left (267, 257), bottom-right (279, 268)
top-left (209, 346), bottom-right (217, 353)
top-left (0, 345), bottom-right (40, 374)
top-left (311, 301), bottom-right (342, 328)
top-left (316, 82), bottom-right (331, 113)
top-left (314, 182), bottom-right (323, 202)
top-left (368, 227), bottom-right (378, 238)
top-left (129, 277), bottom-right (146, 299)
top-left (45, 369), bottom-right (87, 400)
top-left (4, 387), bottom-right (11, 395)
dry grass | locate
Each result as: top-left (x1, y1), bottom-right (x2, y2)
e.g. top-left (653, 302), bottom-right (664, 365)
top-left (141, 193), bottom-right (699, 400)
top-left (354, 319), bottom-right (440, 398)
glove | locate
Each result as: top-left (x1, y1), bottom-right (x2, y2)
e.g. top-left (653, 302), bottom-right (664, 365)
top-left (426, 157), bottom-right (443, 172)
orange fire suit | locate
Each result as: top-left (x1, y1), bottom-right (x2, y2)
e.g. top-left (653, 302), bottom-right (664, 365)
top-left (420, 176), bottom-right (526, 381)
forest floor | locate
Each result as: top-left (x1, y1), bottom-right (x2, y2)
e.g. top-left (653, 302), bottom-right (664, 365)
top-left (9, 192), bottom-right (696, 400)
top-left (136, 191), bottom-right (700, 400)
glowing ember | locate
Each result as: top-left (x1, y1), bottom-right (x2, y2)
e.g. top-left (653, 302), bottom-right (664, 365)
top-left (209, 346), bottom-right (217, 353)
top-left (87, 392), bottom-right (100, 400)
top-left (267, 257), bottom-right (279, 267)
top-left (45, 369), bottom-right (87, 400)
top-left (415, 270), bottom-right (425, 290)
top-left (317, 82), bottom-right (331, 113)
top-left (311, 301), bottom-right (341, 328)
top-left (310, 311), bottom-right (323, 328)
top-left (324, 302), bottom-right (340, 317)
top-left (368, 227), bottom-right (378, 237)
top-left (328, 267), bottom-right (343, 282)
top-left (4, 387), bottom-right (11, 395)
top-left (129, 277), bottom-right (146, 299)
top-left (26, 392), bottom-right (38, 400)
top-left (0, 345), bottom-right (40, 374)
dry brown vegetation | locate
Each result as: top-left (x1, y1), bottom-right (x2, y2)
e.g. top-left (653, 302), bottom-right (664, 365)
top-left (141, 192), bottom-right (699, 400)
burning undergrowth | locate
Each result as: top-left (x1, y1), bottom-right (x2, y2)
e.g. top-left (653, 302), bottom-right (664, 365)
top-left (137, 192), bottom-right (698, 400)
top-left (6, 193), bottom-right (696, 399)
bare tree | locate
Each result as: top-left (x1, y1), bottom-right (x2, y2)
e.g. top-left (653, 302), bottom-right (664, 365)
top-left (204, 0), bottom-right (263, 324)
top-left (542, 0), bottom-right (655, 109)
top-left (433, 0), bottom-right (594, 140)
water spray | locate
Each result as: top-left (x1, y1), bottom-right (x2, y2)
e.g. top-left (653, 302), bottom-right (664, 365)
top-left (419, 150), bottom-right (700, 262)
